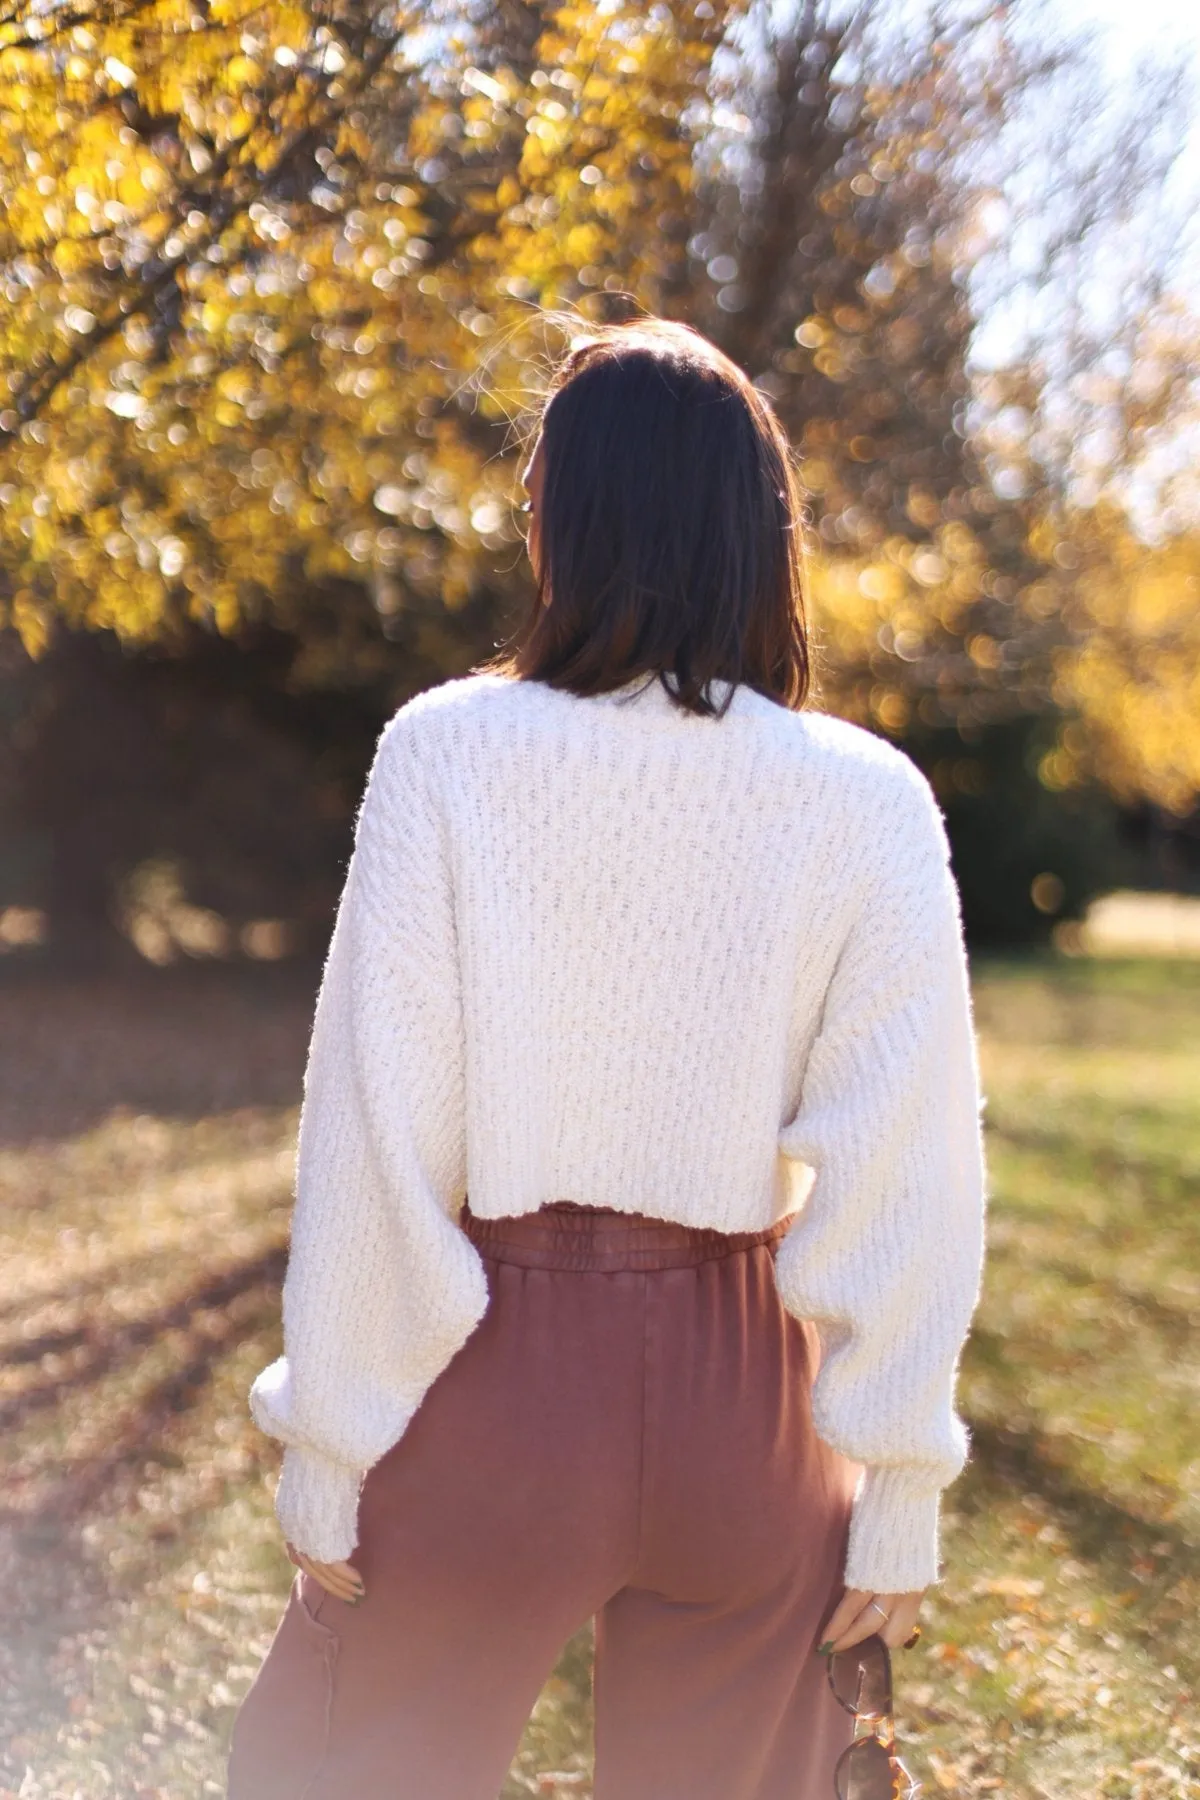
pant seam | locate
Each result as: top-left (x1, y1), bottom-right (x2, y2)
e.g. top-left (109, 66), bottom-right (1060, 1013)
top-left (294, 1582), bottom-right (340, 1800)
top-left (633, 1270), bottom-right (651, 1578)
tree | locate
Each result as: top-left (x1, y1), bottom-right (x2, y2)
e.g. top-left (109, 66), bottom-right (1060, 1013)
top-left (0, 0), bottom-right (729, 670)
top-left (0, 0), bottom-right (1194, 955)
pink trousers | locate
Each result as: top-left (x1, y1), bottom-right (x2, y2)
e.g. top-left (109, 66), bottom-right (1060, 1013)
top-left (227, 1200), bottom-right (862, 1799)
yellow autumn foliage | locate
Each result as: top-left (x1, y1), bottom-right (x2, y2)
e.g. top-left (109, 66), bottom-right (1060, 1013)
top-left (0, 0), bottom-right (1193, 816)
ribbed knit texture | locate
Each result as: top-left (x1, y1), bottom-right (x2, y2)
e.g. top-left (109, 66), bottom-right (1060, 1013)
top-left (249, 670), bottom-right (988, 1593)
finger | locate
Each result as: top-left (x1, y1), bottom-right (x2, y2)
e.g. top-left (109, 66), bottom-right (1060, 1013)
top-left (820, 1598), bottom-right (867, 1641)
top-left (327, 1559), bottom-right (366, 1599)
top-left (312, 1564), bottom-right (364, 1604)
top-left (817, 1586), bottom-right (928, 1656)
top-left (878, 1596), bottom-right (924, 1651)
top-left (294, 1555), bottom-right (362, 1605)
top-left (816, 1588), bottom-right (872, 1653)
top-left (831, 1590), bottom-right (925, 1653)
top-left (828, 1592), bottom-right (904, 1654)
top-left (311, 1572), bottom-right (360, 1604)
top-left (313, 1562), bottom-right (363, 1605)
top-left (827, 1604), bottom-right (886, 1653)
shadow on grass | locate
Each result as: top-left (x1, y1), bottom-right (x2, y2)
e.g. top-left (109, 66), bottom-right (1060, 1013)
top-left (0, 1270), bottom-right (286, 1778)
top-left (25, 1278), bottom-right (277, 1529)
top-left (0, 1245), bottom-right (214, 1332)
top-left (3, 1280), bottom-right (283, 1597)
top-left (0, 1246), bottom-right (286, 1433)
top-left (956, 1416), bottom-right (1198, 1679)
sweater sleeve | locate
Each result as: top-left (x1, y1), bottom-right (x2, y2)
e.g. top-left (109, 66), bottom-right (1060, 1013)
top-left (248, 713), bottom-right (490, 1563)
top-left (774, 754), bottom-right (988, 1594)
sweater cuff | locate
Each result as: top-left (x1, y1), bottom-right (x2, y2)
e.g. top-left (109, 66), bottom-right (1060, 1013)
top-left (844, 1465), bottom-right (945, 1593)
top-left (273, 1444), bottom-right (364, 1564)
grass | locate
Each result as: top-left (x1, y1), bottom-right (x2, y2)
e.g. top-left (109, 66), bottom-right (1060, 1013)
top-left (0, 953), bottom-right (1197, 1799)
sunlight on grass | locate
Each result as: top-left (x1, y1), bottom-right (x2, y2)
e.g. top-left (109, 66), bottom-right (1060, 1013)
top-left (0, 957), bottom-right (1196, 1798)
top-left (913, 957), bottom-right (1200, 1799)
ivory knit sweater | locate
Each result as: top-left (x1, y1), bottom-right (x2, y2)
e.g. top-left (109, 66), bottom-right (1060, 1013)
top-left (249, 670), bottom-right (988, 1594)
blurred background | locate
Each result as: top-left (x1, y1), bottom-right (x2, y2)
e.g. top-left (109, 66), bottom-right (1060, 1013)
top-left (0, 0), bottom-right (1197, 1795)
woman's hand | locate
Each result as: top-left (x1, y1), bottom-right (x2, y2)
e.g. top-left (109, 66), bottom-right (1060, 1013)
top-left (286, 1542), bottom-right (366, 1606)
top-left (817, 1587), bottom-right (925, 1655)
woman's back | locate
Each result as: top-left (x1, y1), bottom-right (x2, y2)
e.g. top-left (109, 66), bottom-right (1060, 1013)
top-left (382, 667), bottom-right (964, 1232)
top-left (257, 656), bottom-right (985, 1594)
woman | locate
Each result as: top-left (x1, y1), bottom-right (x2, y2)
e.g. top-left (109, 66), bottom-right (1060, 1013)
top-left (227, 315), bottom-right (988, 1799)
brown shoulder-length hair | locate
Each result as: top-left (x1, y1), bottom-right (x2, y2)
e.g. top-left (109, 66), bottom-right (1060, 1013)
top-left (476, 312), bottom-right (814, 720)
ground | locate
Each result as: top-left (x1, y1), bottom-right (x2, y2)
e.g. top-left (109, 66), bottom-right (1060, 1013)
top-left (0, 952), bottom-right (1197, 1799)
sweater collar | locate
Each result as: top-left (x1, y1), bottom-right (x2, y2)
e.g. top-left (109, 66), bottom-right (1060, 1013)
top-left (569, 673), bottom-right (757, 716)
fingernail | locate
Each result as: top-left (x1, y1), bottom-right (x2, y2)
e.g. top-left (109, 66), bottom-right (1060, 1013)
top-left (815, 1640), bottom-right (834, 1657)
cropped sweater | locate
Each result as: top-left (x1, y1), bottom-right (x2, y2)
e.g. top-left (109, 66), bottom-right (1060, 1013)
top-left (249, 670), bottom-right (988, 1594)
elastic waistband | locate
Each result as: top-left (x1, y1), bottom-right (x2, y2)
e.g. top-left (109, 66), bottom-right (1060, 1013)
top-left (460, 1197), bottom-right (792, 1272)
